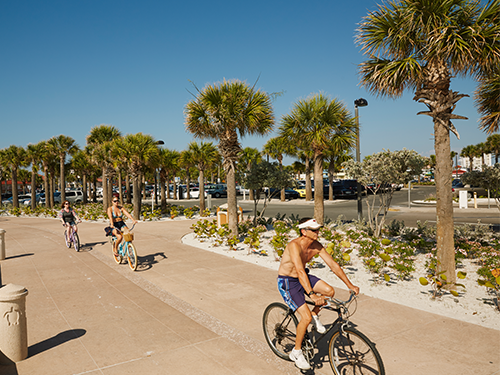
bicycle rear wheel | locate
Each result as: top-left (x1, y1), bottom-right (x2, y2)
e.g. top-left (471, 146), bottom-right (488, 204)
top-left (262, 302), bottom-right (298, 360)
top-left (329, 327), bottom-right (385, 375)
top-left (73, 232), bottom-right (80, 252)
top-left (126, 243), bottom-right (138, 271)
top-left (112, 238), bottom-right (122, 264)
top-left (64, 230), bottom-right (71, 248)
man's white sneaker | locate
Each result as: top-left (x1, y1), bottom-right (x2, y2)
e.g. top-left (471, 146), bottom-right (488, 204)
top-left (312, 315), bottom-right (326, 334)
top-left (289, 349), bottom-right (311, 370)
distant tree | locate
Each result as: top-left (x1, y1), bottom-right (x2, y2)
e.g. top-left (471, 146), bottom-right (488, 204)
top-left (188, 141), bottom-right (219, 211)
top-left (238, 147), bottom-right (262, 201)
top-left (26, 143), bottom-right (43, 209)
top-left (460, 145), bottom-right (478, 172)
top-left (2, 145), bottom-right (27, 208)
top-left (241, 160), bottom-right (293, 225)
top-left (486, 134), bottom-right (500, 164)
top-left (343, 149), bottom-right (426, 237)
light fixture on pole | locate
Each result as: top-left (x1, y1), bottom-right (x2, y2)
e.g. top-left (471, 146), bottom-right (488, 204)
top-left (354, 98), bottom-right (368, 221)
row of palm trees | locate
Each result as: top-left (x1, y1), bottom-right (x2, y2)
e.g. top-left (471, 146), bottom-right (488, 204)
top-left (460, 134), bottom-right (500, 168)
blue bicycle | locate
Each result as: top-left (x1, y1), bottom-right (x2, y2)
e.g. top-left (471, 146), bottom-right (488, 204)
top-left (111, 224), bottom-right (138, 271)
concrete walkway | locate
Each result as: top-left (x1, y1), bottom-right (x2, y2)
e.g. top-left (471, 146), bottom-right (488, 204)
top-left (0, 216), bottom-right (498, 375)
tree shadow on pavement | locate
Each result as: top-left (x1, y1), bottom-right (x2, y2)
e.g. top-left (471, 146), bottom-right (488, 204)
top-left (136, 252), bottom-right (167, 272)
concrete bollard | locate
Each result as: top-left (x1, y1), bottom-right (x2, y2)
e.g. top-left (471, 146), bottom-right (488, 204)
top-left (0, 229), bottom-right (5, 261)
top-left (0, 284), bottom-right (29, 364)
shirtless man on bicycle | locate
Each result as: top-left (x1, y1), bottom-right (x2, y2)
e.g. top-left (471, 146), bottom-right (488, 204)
top-left (277, 217), bottom-right (359, 370)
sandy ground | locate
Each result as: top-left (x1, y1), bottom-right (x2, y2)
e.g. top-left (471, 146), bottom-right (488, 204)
top-left (182, 227), bottom-right (500, 331)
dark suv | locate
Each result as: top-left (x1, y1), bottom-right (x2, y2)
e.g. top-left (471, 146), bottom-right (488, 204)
top-left (323, 180), bottom-right (363, 199)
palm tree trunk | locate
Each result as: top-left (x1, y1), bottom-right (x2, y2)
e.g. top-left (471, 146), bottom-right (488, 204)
top-left (126, 175), bottom-right (131, 204)
top-left (31, 169), bottom-right (36, 209)
top-left (160, 170), bottom-right (167, 212)
top-left (12, 169), bottom-right (19, 209)
top-left (118, 170), bottom-right (123, 204)
top-left (49, 174), bottom-right (55, 208)
top-left (199, 170), bottom-right (205, 211)
top-left (82, 174), bottom-right (88, 204)
top-left (102, 170), bottom-right (107, 210)
top-left (313, 153), bottom-right (324, 225)
top-left (43, 166), bottom-right (50, 207)
top-left (328, 162), bottom-right (334, 201)
top-left (227, 167), bottom-right (238, 236)
top-left (60, 156), bottom-right (66, 203)
top-left (279, 160), bottom-right (285, 202)
top-left (132, 178), bottom-right (141, 220)
top-left (434, 121), bottom-right (456, 286)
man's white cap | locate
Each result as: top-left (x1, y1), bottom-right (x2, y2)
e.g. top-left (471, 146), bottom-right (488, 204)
top-left (298, 218), bottom-right (322, 230)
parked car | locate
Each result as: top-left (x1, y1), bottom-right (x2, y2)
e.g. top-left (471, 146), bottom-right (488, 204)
top-left (266, 188), bottom-right (300, 200)
top-left (2, 194), bottom-right (31, 205)
top-left (451, 180), bottom-right (487, 198)
top-left (40, 191), bottom-right (62, 204)
top-left (23, 193), bottom-right (44, 205)
top-left (205, 183), bottom-right (227, 198)
top-left (182, 186), bottom-right (207, 199)
top-left (324, 180), bottom-right (363, 199)
top-left (64, 190), bottom-right (84, 204)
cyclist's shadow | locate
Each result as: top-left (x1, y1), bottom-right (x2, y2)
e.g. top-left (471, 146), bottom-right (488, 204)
top-left (79, 241), bottom-right (108, 252)
top-left (136, 252), bottom-right (167, 271)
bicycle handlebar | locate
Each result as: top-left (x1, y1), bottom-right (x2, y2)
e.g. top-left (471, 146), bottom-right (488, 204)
top-left (325, 290), bottom-right (357, 309)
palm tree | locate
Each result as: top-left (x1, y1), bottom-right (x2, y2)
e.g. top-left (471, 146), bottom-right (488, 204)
top-left (189, 141), bottom-right (218, 211)
top-left (291, 161), bottom-right (305, 180)
top-left (476, 69), bottom-right (500, 134)
top-left (239, 147), bottom-right (262, 201)
top-left (50, 135), bottom-right (79, 203)
top-left (298, 150), bottom-right (314, 201)
top-left (179, 149), bottom-right (195, 200)
top-left (26, 143), bottom-right (43, 209)
top-left (476, 142), bottom-right (488, 167)
top-left (280, 93), bottom-right (356, 224)
top-left (157, 148), bottom-right (180, 211)
top-left (72, 149), bottom-right (95, 204)
top-left (185, 79), bottom-right (274, 235)
top-left (3, 145), bottom-right (27, 208)
top-left (119, 133), bottom-right (160, 220)
top-left (460, 145), bottom-right (477, 172)
top-left (356, 0), bottom-right (500, 285)
top-left (486, 134), bottom-right (500, 164)
top-left (86, 125), bottom-right (122, 210)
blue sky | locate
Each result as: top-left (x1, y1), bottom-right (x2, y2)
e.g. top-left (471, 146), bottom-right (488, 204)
top-left (0, 0), bottom-right (494, 165)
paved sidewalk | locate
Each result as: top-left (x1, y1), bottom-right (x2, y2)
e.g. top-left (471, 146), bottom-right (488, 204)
top-left (0, 216), bottom-right (499, 375)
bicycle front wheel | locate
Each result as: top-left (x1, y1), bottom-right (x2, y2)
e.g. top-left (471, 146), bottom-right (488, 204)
top-left (64, 230), bottom-right (71, 248)
top-left (126, 243), bottom-right (138, 271)
top-left (112, 238), bottom-right (122, 264)
top-left (73, 232), bottom-right (80, 252)
top-left (329, 327), bottom-right (385, 375)
top-left (262, 302), bottom-right (298, 361)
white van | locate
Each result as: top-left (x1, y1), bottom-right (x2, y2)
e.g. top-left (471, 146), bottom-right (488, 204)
top-left (65, 190), bottom-right (84, 204)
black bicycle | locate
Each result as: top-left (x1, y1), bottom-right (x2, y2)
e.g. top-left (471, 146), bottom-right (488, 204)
top-left (262, 292), bottom-right (385, 374)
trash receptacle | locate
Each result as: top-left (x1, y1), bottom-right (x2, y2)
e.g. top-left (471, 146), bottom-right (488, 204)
top-left (178, 186), bottom-right (183, 200)
top-left (459, 190), bottom-right (468, 209)
top-left (0, 284), bottom-right (28, 364)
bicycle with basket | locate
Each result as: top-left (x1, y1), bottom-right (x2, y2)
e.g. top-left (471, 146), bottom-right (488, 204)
top-left (111, 224), bottom-right (138, 271)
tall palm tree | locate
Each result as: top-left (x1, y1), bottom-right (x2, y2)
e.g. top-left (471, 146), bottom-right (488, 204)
top-left (356, 0), bottom-right (500, 285)
top-left (460, 145), bottom-right (477, 172)
top-left (298, 150), bottom-right (314, 201)
top-left (3, 145), bottom-right (27, 208)
top-left (476, 69), bottom-right (500, 134)
top-left (26, 143), bottom-right (43, 209)
top-left (37, 141), bottom-right (52, 207)
top-left (189, 141), bottom-right (218, 211)
top-left (185, 79), bottom-right (274, 235)
top-left (86, 125), bottom-right (122, 210)
top-left (50, 135), bottom-right (79, 203)
top-left (179, 149), bottom-right (195, 199)
top-left (119, 133), bottom-right (160, 220)
top-left (476, 142), bottom-right (488, 167)
top-left (72, 149), bottom-right (95, 204)
top-left (324, 148), bottom-right (353, 200)
top-left (239, 147), bottom-right (262, 201)
top-left (280, 93), bottom-right (356, 223)
top-left (157, 148), bottom-right (180, 211)
top-left (486, 134), bottom-right (500, 164)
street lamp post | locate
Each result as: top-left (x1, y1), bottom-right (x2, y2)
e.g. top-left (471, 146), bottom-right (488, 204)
top-left (354, 98), bottom-right (368, 222)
